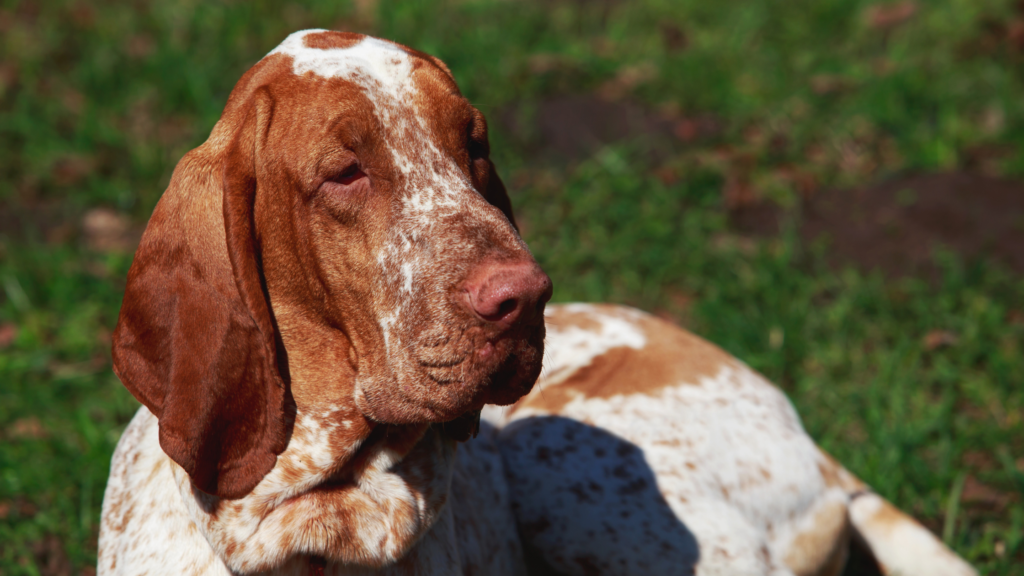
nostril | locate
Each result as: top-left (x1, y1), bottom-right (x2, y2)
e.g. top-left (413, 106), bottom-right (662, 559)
top-left (477, 297), bottom-right (518, 322)
top-left (497, 298), bottom-right (517, 318)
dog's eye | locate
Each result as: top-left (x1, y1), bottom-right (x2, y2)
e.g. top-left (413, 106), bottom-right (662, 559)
top-left (333, 164), bottom-right (366, 186)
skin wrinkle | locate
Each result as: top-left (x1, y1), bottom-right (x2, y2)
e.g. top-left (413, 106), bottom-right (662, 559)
top-left (100, 30), bottom-right (535, 576)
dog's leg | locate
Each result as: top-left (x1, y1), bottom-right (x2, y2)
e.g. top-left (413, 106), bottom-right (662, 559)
top-left (817, 450), bottom-right (977, 576)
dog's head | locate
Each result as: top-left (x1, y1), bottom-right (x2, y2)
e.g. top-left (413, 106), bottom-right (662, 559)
top-left (112, 30), bottom-right (550, 507)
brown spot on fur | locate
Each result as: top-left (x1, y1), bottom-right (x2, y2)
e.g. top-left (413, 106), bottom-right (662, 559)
top-left (867, 497), bottom-right (908, 529)
top-left (544, 306), bottom-right (605, 333)
top-left (817, 449), bottom-right (867, 493)
top-left (522, 306), bottom-right (732, 414)
top-left (783, 498), bottom-right (850, 576)
top-left (303, 31), bottom-right (365, 50)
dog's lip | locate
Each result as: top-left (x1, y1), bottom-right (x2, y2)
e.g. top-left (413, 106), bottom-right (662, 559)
top-left (417, 335), bottom-right (530, 391)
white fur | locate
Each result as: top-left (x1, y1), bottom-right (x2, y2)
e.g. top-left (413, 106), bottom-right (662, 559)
top-left (850, 494), bottom-right (977, 576)
top-left (98, 408), bottom-right (234, 575)
top-left (504, 360), bottom-right (829, 575)
top-left (99, 407), bottom-right (525, 576)
top-left (538, 303), bottom-right (647, 386)
top-left (497, 303), bottom-right (978, 576)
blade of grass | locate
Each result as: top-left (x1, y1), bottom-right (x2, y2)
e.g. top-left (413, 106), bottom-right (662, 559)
top-left (944, 471), bottom-right (967, 545)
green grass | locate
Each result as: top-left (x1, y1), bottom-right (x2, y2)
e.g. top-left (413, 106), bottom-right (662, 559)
top-left (2, 0), bottom-right (1023, 573)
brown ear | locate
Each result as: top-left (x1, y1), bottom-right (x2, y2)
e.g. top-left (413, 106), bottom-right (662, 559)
top-left (483, 160), bottom-right (519, 232)
top-left (112, 90), bottom-right (289, 499)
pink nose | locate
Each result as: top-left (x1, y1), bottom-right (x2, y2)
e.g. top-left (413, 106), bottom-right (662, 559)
top-left (461, 260), bottom-right (553, 326)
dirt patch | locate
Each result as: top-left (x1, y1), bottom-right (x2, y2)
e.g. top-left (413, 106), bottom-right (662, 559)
top-left (498, 94), bottom-right (716, 163)
top-left (731, 172), bottom-right (1024, 276)
top-left (31, 534), bottom-right (71, 576)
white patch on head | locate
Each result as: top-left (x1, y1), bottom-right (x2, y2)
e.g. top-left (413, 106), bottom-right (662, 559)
top-left (270, 33), bottom-right (413, 90)
top-left (269, 30), bottom-right (467, 210)
top-left (540, 303), bottom-right (648, 385)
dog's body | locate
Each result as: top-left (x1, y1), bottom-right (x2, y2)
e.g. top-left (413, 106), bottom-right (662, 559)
top-left (99, 30), bottom-right (976, 576)
top-left (487, 304), bottom-right (976, 576)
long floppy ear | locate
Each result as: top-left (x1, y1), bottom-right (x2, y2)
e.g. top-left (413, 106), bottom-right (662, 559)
top-left (112, 89), bottom-right (289, 499)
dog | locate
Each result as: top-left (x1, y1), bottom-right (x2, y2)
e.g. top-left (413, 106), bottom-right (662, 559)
top-left (99, 29), bottom-right (548, 575)
top-left (99, 29), bottom-right (977, 576)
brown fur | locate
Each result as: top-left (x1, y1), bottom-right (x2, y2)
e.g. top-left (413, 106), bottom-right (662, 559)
top-left (514, 305), bottom-right (731, 415)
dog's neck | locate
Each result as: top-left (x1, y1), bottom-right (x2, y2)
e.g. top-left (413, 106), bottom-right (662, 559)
top-left (172, 404), bottom-right (457, 573)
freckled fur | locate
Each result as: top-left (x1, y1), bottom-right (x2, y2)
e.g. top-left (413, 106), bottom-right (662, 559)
top-left (493, 303), bottom-right (978, 576)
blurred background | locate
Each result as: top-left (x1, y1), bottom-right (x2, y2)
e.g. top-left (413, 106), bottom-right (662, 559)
top-left (1, 0), bottom-right (1023, 573)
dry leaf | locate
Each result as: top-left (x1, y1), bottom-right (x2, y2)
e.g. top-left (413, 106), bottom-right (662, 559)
top-left (0, 322), bottom-right (16, 348)
top-left (1008, 19), bottom-right (1024, 51)
top-left (654, 165), bottom-right (678, 186)
top-left (82, 208), bottom-right (134, 252)
top-left (673, 115), bottom-right (720, 143)
top-left (923, 329), bottom-right (958, 350)
top-left (31, 534), bottom-right (71, 576)
top-left (865, 2), bottom-right (918, 29)
top-left (810, 74), bottom-right (851, 95)
top-left (8, 417), bottom-right (47, 439)
top-left (961, 475), bottom-right (1014, 508)
top-left (723, 174), bottom-right (757, 209)
top-left (962, 450), bottom-right (995, 470)
top-left (52, 154), bottom-right (94, 186)
top-left (1008, 309), bottom-right (1024, 326)
top-left (126, 34), bottom-right (155, 59)
top-left (598, 63), bottom-right (657, 100)
top-left (527, 53), bottom-right (572, 75)
top-left (661, 24), bottom-right (688, 53)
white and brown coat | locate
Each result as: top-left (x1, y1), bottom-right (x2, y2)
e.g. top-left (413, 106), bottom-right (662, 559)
top-left (100, 29), bottom-right (548, 575)
top-left (487, 304), bottom-right (978, 576)
top-left (99, 30), bottom-right (977, 576)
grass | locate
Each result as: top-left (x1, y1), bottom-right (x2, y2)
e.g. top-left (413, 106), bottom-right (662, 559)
top-left (1, 0), bottom-right (1023, 573)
